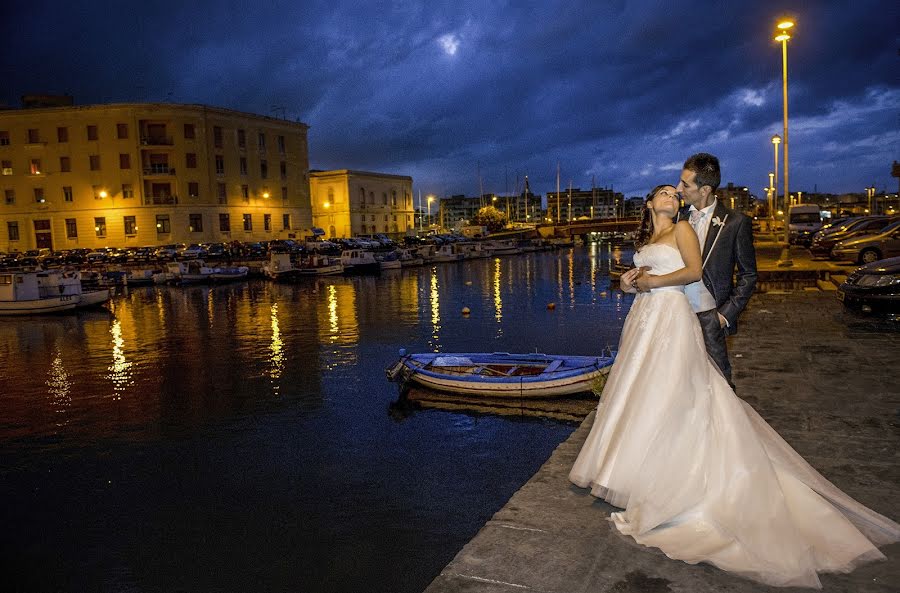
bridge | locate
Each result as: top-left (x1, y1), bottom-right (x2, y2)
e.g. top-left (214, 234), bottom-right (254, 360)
top-left (536, 217), bottom-right (641, 238)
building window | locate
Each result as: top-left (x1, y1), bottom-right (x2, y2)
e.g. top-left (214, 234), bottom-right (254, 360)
top-left (217, 183), bottom-right (227, 204)
top-left (124, 216), bottom-right (137, 236)
top-left (7, 221), bottom-right (19, 241)
top-left (89, 155), bottom-right (101, 170)
top-left (277, 135), bottom-right (285, 154)
top-left (239, 157), bottom-right (248, 176)
top-left (119, 153), bottom-right (131, 169)
top-left (34, 188), bottom-right (45, 203)
top-left (60, 156), bottom-right (71, 172)
top-left (240, 185), bottom-right (249, 202)
top-left (4, 189), bottom-right (14, 205)
top-left (116, 123), bottom-right (128, 139)
top-left (186, 153), bottom-right (197, 168)
top-left (384, 214), bottom-right (388, 222)
top-left (182, 123), bottom-right (195, 139)
top-left (215, 155), bottom-right (224, 175)
top-left (56, 127), bottom-right (67, 143)
top-left (94, 217), bottom-right (106, 238)
top-left (282, 213), bottom-right (291, 230)
top-left (369, 191), bottom-right (375, 204)
top-left (219, 213), bottom-right (230, 232)
top-left (0, 131), bottom-right (9, 145)
top-left (87, 125), bottom-right (98, 141)
top-left (189, 213), bottom-right (203, 232)
top-left (359, 187), bottom-right (365, 204)
top-left (1, 160), bottom-right (10, 175)
top-left (28, 129), bottom-right (40, 143)
top-left (264, 213), bottom-right (271, 231)
top-left (155, 214), bottom-right (170, 234)
top-left (279, 161), bottom-right (287, 180)
top-left (260, 160), bottom-right (268, 179)
top-left (382, 192), bottom-right (388, 205)
top-left (392, 190), bottom-right (397, 206)
top-left (29, 159), bottom-right (42, 175)
top-left (213, 126), bottom-right (223, 148)
top-left (281, 186), bottom-right (288, 201)
top-left (188, 182), bottom-right (199, 197)
top-left (63, 186), bottom-right (73, 202)
top-left (65, 218), bottom-right (78, 238)
top-left (122, 183), bottom-right (134, 198)
top-left (237, 129), bottom-right (246, 149)
top-left (257, 132), bottom-right (266, 151)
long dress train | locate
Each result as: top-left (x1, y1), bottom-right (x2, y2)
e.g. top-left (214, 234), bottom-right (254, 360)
top-left (569, 242), bottom-right (900, 589)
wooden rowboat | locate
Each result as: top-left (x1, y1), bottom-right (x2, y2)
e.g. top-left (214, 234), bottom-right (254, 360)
top-left (386, 351), bottom-right (614, 398)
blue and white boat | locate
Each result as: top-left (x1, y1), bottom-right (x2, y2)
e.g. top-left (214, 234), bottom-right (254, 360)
top-left (386, 351), bottom-right (614, 398)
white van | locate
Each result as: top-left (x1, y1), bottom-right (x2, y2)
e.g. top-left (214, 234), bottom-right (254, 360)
top-left (788, 204), bottom-right (823, 246)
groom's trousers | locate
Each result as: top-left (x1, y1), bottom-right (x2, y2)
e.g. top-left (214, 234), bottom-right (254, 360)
top-left (696, 309), bottom-right (734, 390)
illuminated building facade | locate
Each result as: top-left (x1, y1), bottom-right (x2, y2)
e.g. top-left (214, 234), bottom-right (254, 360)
top-left (309, 170), bottom-right (413, 239)
top-left (0, 102), bottom-right (312, 251)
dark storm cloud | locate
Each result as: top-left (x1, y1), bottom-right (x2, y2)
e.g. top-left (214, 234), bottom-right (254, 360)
top-left (2, 0), bottom-right (897, 198)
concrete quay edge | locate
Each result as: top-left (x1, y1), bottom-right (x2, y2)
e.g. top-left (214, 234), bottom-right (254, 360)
top-left (423, 292), bottom-right (900, 593)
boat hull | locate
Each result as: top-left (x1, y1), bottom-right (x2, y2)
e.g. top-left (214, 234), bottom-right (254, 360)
top-left (0, 296), bottom-right (79, 315)
top-left (388, 352), bottom-right (613, 398)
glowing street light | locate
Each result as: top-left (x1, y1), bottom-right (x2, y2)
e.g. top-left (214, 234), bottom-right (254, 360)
top-left (773, 17), bottom-right (794, 244)
top-left (427, 195), bottom-right (435, 228)
top-left (98, 190), bottom-right (108, 199)
top-left (771, 135), bottom-right (780, 226)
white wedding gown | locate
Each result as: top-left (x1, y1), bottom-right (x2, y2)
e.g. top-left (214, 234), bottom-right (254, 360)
top-left (569, 242), bottom-right (900, 588)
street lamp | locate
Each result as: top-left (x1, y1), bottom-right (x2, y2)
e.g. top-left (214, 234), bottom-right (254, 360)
top-left (771, 135), bottom-right (780, 228)
top-left (427, 195), bottom-right (434, 228)
top-left (774, 18), bottom-right (794, 244)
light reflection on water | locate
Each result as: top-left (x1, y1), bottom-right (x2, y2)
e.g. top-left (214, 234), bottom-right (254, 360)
top-left (1, 245), bottom-right (635, 593)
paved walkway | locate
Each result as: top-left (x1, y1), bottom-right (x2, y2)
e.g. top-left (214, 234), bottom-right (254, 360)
top-left (423, 292), bottom-right (900, 592)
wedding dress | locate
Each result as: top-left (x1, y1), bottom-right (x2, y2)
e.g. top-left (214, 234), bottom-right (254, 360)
top-left (569, 242), bottom-right (899, 588)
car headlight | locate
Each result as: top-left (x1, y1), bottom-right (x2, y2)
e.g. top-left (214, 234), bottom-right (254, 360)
top-left (856, 274), bottom-right (900, 287)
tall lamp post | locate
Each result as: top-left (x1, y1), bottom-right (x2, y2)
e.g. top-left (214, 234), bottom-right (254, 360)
top-left (771, 135), bottom-right (780, 230)
top-left (427, 195), bottom-right (435, 230)
top-left (774, 18), bottom-right (794, 244)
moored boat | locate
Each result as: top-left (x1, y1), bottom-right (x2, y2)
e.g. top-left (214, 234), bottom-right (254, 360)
top-left (262, 253), bottom-right (304, 282)
top-left (340, 249), bottom-right (380, 274)
top-left (209, 266), bottom-right (250, 281)
top-left (386, 351), bottom-right (614, 398)
top-left (0, 270), bottom-right (110, 315)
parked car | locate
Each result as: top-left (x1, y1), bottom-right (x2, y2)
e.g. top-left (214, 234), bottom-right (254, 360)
top-left (837, 256), bottom-right (900, 315)
top-left (809, 216), bottom-right (891, 258)
top-left (831, 220), bottom-right (900, 264)
top-left (203, 243), bottom-right (227, 259)
top-left (154, 244), bottom-right (183, 261)
top-left (178, 243), bottom-right (207, 259)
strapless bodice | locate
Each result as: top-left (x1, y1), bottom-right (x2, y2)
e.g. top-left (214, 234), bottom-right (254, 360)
top-left (633, 243), bottom-right (686, 294)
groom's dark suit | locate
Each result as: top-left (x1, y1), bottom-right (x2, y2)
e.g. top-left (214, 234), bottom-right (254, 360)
top-left (683, 200), bottom-right (757, 385)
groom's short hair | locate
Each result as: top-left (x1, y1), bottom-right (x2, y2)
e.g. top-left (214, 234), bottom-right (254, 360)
top-left (684, 153), bottom-right (720, 192)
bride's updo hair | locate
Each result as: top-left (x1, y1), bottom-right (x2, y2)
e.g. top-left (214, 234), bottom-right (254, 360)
top-left (635, 184), bottom-right (677, 251)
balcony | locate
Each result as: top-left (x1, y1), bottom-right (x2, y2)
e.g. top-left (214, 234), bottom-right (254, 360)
top-left (143, 165), bottom-right (176, 176)
top-left (140, 136), bottom-right (174, 146)
top-left (143, 195), bottom-right (179, 205)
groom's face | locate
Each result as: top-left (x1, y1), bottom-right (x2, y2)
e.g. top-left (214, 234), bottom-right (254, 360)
top-left (677, 169), bottom-right (711, 209)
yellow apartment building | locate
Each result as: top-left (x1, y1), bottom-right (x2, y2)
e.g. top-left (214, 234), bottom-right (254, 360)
top-left (309, 170), bottom-right (414, 239)
top-left (0, 102), bottom-right (313, 252)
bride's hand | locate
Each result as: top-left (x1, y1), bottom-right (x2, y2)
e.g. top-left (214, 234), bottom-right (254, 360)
top-left (620, 267), bottom-right (643, 293)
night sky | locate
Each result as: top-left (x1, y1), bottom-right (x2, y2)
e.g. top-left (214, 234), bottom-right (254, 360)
top-left (2, 0), bottom-right (897, 200)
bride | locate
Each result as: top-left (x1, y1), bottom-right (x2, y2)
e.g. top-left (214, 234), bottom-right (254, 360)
top-left (569, 184), bottom-right (900, 588)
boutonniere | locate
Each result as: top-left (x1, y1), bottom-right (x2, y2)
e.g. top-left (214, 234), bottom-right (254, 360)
top-left (711, 216), bottom-right (726, 228)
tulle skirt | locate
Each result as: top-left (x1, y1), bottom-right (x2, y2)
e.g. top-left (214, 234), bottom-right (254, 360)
top-left (569, 290), bottom-right (900, 588)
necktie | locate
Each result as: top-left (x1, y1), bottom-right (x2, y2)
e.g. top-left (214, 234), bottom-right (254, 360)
top-left (689, 209), bottom-right (703, 227)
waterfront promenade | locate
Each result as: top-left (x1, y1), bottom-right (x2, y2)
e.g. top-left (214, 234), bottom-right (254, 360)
top-left (423, 291), bottom-right (900, 591)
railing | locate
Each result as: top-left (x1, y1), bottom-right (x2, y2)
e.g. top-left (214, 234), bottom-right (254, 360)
top-left (143, 195), bottom-right (178, 205)
top-left (140, 136), bottom-right (174, 146)
top-left (143, 165), bottom-right (175, 176)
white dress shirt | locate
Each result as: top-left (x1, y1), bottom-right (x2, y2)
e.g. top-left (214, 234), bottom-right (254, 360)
top-left (684, 199), bottom-right (718, 314)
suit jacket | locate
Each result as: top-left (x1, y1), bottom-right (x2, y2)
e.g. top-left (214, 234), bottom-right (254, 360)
top-left (682, 201), bottom-right (757, 335)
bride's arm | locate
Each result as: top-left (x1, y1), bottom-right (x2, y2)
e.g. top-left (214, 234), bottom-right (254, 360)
top-left (636, 222), bottom-right (702, 290)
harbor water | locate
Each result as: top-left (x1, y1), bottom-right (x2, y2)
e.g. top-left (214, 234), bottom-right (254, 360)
top-left (0, 244), bottom-right (635, 593)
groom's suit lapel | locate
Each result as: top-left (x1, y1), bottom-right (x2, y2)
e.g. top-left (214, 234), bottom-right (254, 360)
top-left (702, 201), bottom-right (729, 261)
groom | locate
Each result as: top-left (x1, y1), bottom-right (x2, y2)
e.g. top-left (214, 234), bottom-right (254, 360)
top-left (640, 152), bottom-right (757, 387)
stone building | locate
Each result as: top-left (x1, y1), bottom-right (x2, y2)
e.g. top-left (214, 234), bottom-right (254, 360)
top-left (309, 170), bottom-right (414, 239)
top-left (0, 102), bottom-right (312, 251)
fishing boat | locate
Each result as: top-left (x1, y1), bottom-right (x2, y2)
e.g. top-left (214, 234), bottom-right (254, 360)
top-left (0, 270), bottom-right (110, 315)
top-left (209, 265), bottom-right (250, 282)
top-left (297, 254), bottom-right (343, 276)
top-left (340, 249), bottom-right (380, 274)
top-left (262, 253), bottom-right (304, 282)
top-left (386, 351), bottom-right (614, 398)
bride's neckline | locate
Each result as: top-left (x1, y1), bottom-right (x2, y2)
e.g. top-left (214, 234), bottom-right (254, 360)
top-left (643, 242), bottom-right (679, 253)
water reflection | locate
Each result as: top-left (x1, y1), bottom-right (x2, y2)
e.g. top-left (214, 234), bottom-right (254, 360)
top-left (107, 319), bottom-right (133, 399)
top-left (46, 347), bottom-right (72, 426)
top-left (269, 303), bottom-right (284, 394)
top-left (492, 258), bottom-right (502, 334)
top-left (429, 268), bottom-right (441, 352)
